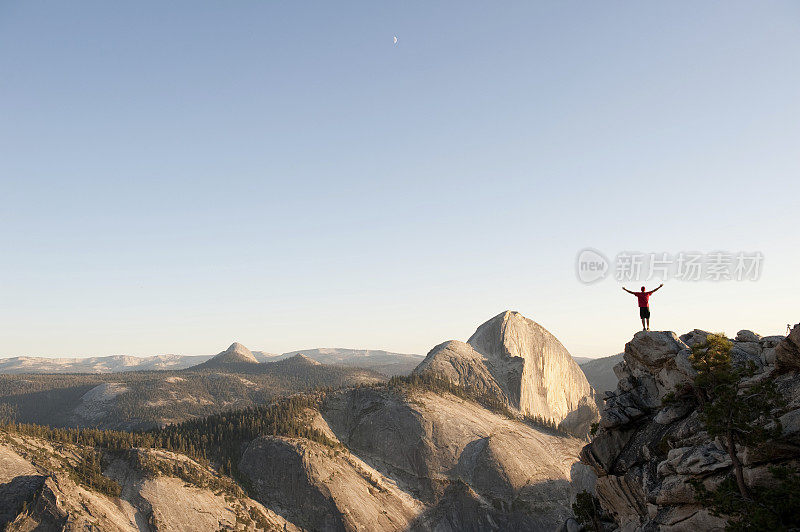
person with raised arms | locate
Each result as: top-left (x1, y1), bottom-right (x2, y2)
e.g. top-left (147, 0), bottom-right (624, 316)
top-left (622, 283), bottom-right (664, 331)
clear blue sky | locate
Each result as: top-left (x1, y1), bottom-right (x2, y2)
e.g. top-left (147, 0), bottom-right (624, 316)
top-left (1, 2), bottom-right (798, 358)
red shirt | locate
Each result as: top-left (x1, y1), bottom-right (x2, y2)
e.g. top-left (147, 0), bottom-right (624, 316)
top-left (635, 291), bottom-right (653, 307)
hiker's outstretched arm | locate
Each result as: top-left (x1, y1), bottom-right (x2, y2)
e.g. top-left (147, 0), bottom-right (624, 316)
top-left (650, 283), bottom-right (664, 293)
top-left (622, 287), bottom-right (635, 294)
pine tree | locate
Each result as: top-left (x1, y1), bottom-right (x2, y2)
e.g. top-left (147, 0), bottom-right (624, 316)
top-left (690, 334), bottom-right (783, 499)
top-left (572, 490), bottom-right (604, 531)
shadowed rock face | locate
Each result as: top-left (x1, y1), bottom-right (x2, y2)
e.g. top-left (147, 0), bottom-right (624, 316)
top-left (581, 327), bottom-right (800, 531)
top-left (239, 437), bottom-right (348, 531)
top-left (0, 446), bottom-right (44, 527)
top-left (240, 435), bottom-right (423, 532)
top-left (415, 311), bottom-right (599, 435)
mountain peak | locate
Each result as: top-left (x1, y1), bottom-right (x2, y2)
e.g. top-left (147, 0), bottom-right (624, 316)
top-left (285, 353), bottom-right (322, 366)
top-left (207, 342), bottom-right (259, 365)
top-left (415, 310), bottom-right (598, 435)
top-left (227, 342), bottom-right (251, 355)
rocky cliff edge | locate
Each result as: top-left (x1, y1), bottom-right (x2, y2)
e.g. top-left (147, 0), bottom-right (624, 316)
top-left (580, 325), bottom-right (800, 531)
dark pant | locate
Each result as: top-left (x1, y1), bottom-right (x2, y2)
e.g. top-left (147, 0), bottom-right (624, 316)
top-left (639, 307), bottom-right (650, 319)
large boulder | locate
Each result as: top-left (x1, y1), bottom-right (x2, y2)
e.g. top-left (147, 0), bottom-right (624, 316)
top-left (679, 329), bottom-right (712, 348)
top-left (624, 331), bottom-right (687, 370)
top-left (735, 330), bottom-right (761, 343)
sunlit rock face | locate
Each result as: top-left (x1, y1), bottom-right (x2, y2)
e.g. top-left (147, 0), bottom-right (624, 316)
top-left (468, 311), bottom-right (595, 424)
top-left (415, 311), bottom-right (599, 435)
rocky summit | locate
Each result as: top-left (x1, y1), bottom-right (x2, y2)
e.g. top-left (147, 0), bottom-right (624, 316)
top-left (415, 311), bottom-right (599, 436)
top-left (200, 342), bottom-right (260, 366)
top-left (580, 326), bottom-right (800, 531)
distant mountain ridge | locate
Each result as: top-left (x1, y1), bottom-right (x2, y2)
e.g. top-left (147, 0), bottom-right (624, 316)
top-left (0, 342), bottom-right (387, 430)
top-left (274, 348), bottom-right (422, 376)
top-left (0, 354), bottom-right (213, 374)
top-left (278, 353), bottom-right (321, 366)
top-left (0, 347), bottom-right (420, 376)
